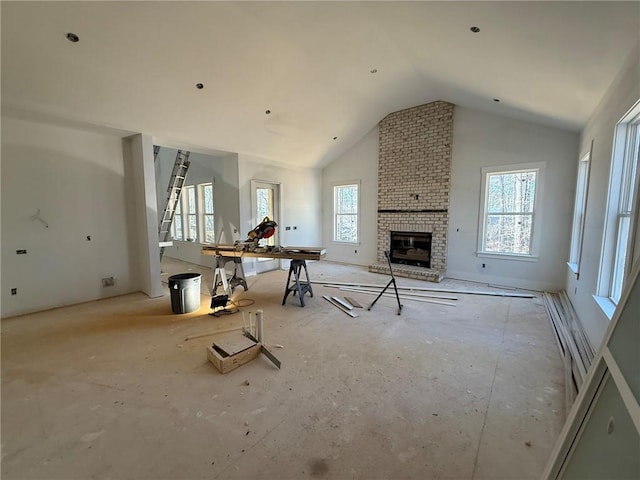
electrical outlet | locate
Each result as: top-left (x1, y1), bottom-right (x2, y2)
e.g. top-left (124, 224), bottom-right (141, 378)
top-left (102, 277), bottom-right (115, 287)
top-left (285, 226), bottom-right (291, 231)
top-left (11, 288), bottom-right (17, 295)
top-left (16, 249), bottom-right (27, 255)
top-left (293, 226), bottom-right (297, 230)
top-left (482, 263), bottom-right (486, 268)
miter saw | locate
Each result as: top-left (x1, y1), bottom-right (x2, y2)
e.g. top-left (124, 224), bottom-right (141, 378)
top-left (238, 216), bottom-right (278, 252)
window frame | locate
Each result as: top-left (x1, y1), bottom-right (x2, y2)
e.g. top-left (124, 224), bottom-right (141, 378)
top-left (477, 162), bottom-right (545, 260)
top-left (199, 182), bottom-right (215, 244)
top-left (332, 181), bottom-right (360, 245)
top-left (567, 148), bottom-right (592, 275)
top-left (595, 102), bottom-right (640, 318)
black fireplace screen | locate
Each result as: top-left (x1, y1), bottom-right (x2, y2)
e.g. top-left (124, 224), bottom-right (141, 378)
top-left (389, 231), bottom-right (432, 268)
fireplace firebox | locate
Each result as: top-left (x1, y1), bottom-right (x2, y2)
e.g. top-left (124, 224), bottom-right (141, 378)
top-left (389, 231), bottom-right (432, 268)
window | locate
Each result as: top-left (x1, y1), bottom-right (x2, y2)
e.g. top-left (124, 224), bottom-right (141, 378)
top-left (596, 103), bottom-right (640, 315)
top-left (186, 185), bottom-right (197, 241)
top-left (478, 163), bottom-right (544, 258)
top-left (333, 182), bottom-right (359, 243)
top-left (171, 183), bottom-right (215, 243)
top-left (199, 183), bottom-right (215, 243)
top-left (172, 198), bottom-right (183, 240)
top-left (568, 150), bottom-right (591, 274)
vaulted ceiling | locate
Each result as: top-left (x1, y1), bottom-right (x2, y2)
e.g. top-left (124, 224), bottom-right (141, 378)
top-left (2, 1), bottom-right (639, 168)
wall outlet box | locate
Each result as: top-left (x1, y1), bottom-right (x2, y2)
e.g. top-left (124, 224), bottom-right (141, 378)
top-left (102, 276), bottom-right (115, 287)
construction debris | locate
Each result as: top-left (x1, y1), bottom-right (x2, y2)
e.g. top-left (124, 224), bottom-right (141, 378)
top-left (344, 297), bottom-right (363, 308)
top-left (323, 296), bottom-right (359, 317)
top-left (543, 291), bottom-right (595, 411)
top-left (312, 280), bottom-right (535, 298)
top-left (337, 287), bottom-right (456, 307)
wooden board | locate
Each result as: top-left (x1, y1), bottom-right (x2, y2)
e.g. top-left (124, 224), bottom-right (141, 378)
top-left (207, 334), bottom-right (261, 374)
top-left (213, 332), bottom-right (258, 356)
top-left (202, 244), bottom-right (325, 261)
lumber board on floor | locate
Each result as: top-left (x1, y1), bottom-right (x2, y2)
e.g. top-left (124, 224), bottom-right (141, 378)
top-left (323, 296), bottom-right (359, 317)
top-left (326, 285), bottom-right (458, 300)
top-left (312, 281), bottom-right (535, 298)
top-left (336, 287), bottom-right (456, 307)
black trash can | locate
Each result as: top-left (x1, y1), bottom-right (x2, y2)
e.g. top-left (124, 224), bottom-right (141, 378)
top-left (168, 273), bottom-right (202, 314)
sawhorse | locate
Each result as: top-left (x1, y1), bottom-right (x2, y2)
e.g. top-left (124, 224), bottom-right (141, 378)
top-left (282, 259), bottom-right (313, 307)
top-left (212, 256), bottom-right (248, 296)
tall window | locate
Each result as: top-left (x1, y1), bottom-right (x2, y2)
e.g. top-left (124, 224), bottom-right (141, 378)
top-left (200, 183), bottom-right (215, 243)
top-left (478, 163), bottom-right (544, 257)
top-left (568, 151), bottom-right (591, 274)
top-left (185, 186), bottom-right (197, 241)
top-left (597, 104), bottom-right (640, 312)
top-left (172, 183), bottom-right (216, 243)
top-left (333, 182), bottom-right (359, 243)
top-left (172, 199), bottom-right (183, 240)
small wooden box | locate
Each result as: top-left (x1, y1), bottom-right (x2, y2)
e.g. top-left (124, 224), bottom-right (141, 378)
top-left (206, 333), bottom-right (261, 374)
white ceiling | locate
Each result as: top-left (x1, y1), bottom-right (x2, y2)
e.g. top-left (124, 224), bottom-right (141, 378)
top-left (2, 1), bottom-right (639, 168)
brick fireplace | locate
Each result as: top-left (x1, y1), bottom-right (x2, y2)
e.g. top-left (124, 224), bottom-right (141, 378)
top-left (369, 101), bottom-right (454, 282)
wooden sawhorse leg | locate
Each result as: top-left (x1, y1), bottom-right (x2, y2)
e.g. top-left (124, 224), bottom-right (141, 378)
top-left (212, 256), bottom-right (248, 296)
top-left (282, 260), bottom-right (314, 307)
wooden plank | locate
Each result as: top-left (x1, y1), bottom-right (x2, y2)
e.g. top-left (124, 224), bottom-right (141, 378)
top-left (337, 287), bottom-right (456, 307)
top-left (331, 296), bottom-right (353, 310)
top-left (206, 342), bottom-right (261, 374)
top-left (184, 325), bottom-right (243, 341)
top-left (213, 332), bottom-right (258, 356)
top-left (328, 285), bottom-right (458, 300)
top-left (344, 296), bottom-right (363, 308)
top-left (323, 296), bottom-right (359, 317)
top-left (201, 244), bottom-right (326, 261)
top-left (312, 281), bottom-right (535, 298)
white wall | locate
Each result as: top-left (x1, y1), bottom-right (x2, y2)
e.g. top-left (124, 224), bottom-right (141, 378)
top-left (124, 133), bottom-right (162, 298)
top-left (237, 153), bottom-right (322, 271)
top-left (447, 107), bottom-right (579, 291)
top-left (1, 117), bottom-right (138, 317)
top-left (322, 126), bottom-right (379, 266)
top-left (566, 45), bottom-right (640, 350)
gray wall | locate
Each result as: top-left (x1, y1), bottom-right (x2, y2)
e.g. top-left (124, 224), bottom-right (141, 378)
top-left (322, 126), bottom-right (379, 266)
top-left (566, 45), bottom-right (640, 350)
top-left (1, 117), bottom-right (140, 317)
top-left (448, 107), bottom-right (579, 291)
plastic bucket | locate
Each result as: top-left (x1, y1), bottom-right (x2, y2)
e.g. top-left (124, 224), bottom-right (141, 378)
top-left (168, 273), bottom-right (202, 314)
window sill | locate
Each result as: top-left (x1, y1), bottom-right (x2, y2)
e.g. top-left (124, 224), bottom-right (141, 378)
top-left (592, 295), bottom-right (616, 321)
top-left (567, 262), bottom-right (579, 274)
top-left (332, 241), bottom-right (360, 246)
top-left (476, 252), bottom-right (539, 262)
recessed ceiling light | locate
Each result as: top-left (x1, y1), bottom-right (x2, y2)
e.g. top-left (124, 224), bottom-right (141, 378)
top-left (66, 32), bottom-right (79, 43)
top-left (195, 83), bottom-right (204, 89)
top-left (265, 109), bottom-right (271, 115)
top-left (493, 98), bottom-right (501, 102)
top-left (370, 68), bottom-right (378, 74)
top-left (470, 26), bottom-right (480, 33)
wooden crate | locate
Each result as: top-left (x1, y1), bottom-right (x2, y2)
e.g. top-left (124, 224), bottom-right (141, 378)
top-left (206, 333), bottom-right (261, 374)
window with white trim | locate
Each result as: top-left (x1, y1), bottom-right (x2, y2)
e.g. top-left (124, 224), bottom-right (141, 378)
top-left (568, 151), bottom-right (591, 274)
top-left (596, 104), bottom-right (640, 313)
top-left (172, 198), bottom-right (183, 240)
top-left (171, 182), bottom-right (216, 243)
top-left (478, 163), bottom-right (544, 258)
top-left (185, 185), bottom-right (197, 241)
top-left (333, 182), bottom-right (359, 243)
top-left (199, 183), bottom-right (215, 243)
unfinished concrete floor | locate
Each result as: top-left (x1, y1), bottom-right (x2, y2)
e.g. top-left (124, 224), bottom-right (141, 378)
top-left (1, 259), bottom-right (565, 479)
